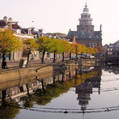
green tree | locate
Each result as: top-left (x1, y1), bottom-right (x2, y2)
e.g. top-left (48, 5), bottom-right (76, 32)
top-left (0, 29), bottom-right (22, 69)
top-left (23, 38), bottom-right (38, 66)
top-left (62, 40), bottom-right (71, 61)
top-left (37, 36), bottom-right (52, 64)
top-left (69, 43), bottom-right (75, 60)
top-left (49, 39), bottom-right (65, 63)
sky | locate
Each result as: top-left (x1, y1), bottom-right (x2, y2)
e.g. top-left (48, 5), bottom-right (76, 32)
top-left (0, 0), bottom-right (119, 45)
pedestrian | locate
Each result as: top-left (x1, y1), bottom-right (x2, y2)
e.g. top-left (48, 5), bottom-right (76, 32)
top-left (2, 61), bottom-right (7, 69)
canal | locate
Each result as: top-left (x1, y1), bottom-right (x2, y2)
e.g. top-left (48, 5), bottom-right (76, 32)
top-left (0, 64), bottom-right (119, 119)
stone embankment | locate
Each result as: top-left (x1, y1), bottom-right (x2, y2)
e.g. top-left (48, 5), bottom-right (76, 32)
top-left (0, 59), bottom-right (98, 90)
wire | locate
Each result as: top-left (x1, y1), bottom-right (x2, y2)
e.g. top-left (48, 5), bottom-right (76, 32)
top-left (21, 105), bottom-right (119, 114)
top-left (6, 103), bottom-right (119, 114)
top-left (31, 105), bottom-right (119, 111)
top-left (6, 99), bottom-right (119, 114)
top-left (70, 87), bottom-right (119, 93)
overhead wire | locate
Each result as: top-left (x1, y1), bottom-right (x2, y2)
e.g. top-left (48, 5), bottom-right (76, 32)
top-left (70, 86), bottom-right (119, 93)
top-left (7, 103), bottom-right (119, 114)
top-left (21, 105), bottom-right (119, 114)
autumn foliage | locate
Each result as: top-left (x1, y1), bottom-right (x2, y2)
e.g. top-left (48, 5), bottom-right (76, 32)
top-left (0, 30), bottom-right (99, 68)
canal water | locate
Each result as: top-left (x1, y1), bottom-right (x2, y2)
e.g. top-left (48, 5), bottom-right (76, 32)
top-left (1, 65), bottom-right (119, 119)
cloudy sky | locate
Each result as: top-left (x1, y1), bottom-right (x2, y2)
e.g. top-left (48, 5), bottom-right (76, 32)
top-left (0, 0), bottom-right (119, 45)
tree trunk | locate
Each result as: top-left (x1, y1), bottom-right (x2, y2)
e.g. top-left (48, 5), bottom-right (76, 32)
top-left (76, 47), bottom-right (78, 59)
top-left (41, 50), bottom-right (45, 64)
top-left (69, 52), bottom-right (71, 60)
top-left (41, 80), bottom-right (45, 92)
top-left (26, 50), bottom-right (30, 67)
top-left (8, 53), bottom-right (11, 61)
top-left (19, 86), bottom-right (24, 92)
top-left (62, 72), bottom-right (64, 82)
top-left (75, 68), bottom-right (78, 80)
top-left (69, 71), bottom-right (71, 80)
top-left (1, 53), bottom-right (7, 69)
top-left (26, 84), bottom-right (30, 96)
top-left (53, 75), bottom-right (56, 84)
top-left (2, 90), bottom-right (6, 102)
top-left (53, 51), bottom-right (56, 63)
top-left (62, 52), bottom-right (64, 62)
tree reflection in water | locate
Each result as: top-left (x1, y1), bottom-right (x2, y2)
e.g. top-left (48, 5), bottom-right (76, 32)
top-left (20, 67), bottom-right (101, 107)
top-left (0, 101), bottom-right (19, 119)
top-left (0, 65), bottom-right (102, 119)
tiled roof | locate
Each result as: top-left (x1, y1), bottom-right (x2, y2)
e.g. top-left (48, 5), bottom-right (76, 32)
top-left (0, 20), bottom-right (6, 27)
top-left (68, 30), bottom-right (76, 37)
top-left (12, 24), bottom-right (21, 29)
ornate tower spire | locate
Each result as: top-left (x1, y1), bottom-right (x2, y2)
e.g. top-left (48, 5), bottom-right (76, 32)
top-left (83, 1), bottom-right (89, 13)
top-left (85, 0), bottom-right (88, 7)
top-left (79, 1), bottom-right (92, 26)
top-left (85, 0), bottom-right (87, 6)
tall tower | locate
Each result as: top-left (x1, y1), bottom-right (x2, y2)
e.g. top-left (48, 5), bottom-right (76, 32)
top-left (80, 2), bottom-right (92, 25)
top-left (77, 3), bottom-right (94, 38)
top-left (68, 2), bottom-right (102, 48)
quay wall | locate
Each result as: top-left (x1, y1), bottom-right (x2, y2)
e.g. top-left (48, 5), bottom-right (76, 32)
top-left (0, 59), bottom-right (97, 90)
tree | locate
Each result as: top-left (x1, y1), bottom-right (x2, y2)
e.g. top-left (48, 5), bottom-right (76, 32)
top-left (23, 38), bottom-right (38, 66)
top-left (37, 36), bottom-right (52, 64)
top-left (87, 47), bottom-right (96, 55)
top-left (95, 46), bottom-right (104, 54)
top-left (0, 29), bottom-right (22, 69)
top-left (49, 39), bottom-right (65, 63)
top-left (74, 44), bottom-right (78, 59)
top-left (62, 40), bottom-right (71, 60)
top-left (69, 43), bottom-right (75, 60)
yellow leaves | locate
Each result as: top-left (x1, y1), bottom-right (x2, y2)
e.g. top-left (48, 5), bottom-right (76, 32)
top-left (95, 46), bottom-right (104, 54)
top-left (68, 42), bottom-right (96, 55)
top-left (23, 38), bottom-right (38, 51)
top-left (37, 36), bottom-right (65, 53)
top-left (0, 29), bottom-right (22, 53)
top-left (22, 36), bottom-right (97, 55)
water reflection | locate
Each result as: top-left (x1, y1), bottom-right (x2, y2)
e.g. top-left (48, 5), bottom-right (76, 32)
top-left (75, 67), bottom-right (101, 113)
top-left (1, 63), bottom-right (118, 118)
top-left (0, 101), bottom-right (19, 119)
top-left (103, 64), bottom-right (119, 74)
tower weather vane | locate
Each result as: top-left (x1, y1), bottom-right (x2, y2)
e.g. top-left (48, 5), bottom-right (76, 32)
top-left (85, 0), bottom-right (87, 6)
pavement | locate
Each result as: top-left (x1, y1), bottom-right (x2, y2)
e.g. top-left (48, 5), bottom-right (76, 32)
top-left (0, 58), bottom-right (64, 71)
top-left (0, 59), bottom-right (43, 71)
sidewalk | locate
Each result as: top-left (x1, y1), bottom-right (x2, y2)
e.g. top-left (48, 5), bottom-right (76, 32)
top-left (0, 60), bottom-right (41, 71)
top-left (0, 58), bottom-right (62, 71)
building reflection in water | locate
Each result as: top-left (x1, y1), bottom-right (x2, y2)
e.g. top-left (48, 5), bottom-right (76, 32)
top-left (103, 64), bottom-right (119, 74)
top-left (0, 63), bottom-right (76, 102)
top-left (75, 67), bottom-right (102, 113)
top-left (0, 66), bottom-right (102, 103)
top-left (0, 64), bottom-right (103, 119)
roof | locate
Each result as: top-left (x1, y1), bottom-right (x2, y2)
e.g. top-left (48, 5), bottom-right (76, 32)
top-left (67, 30), bottom-right (76, 38)
top-left (12, 23), bottom-right (21, 29)
top-left (77, 31), bottom-right (101, 40)
top-left (21, 28), bottom-right (29, 34)
top-left (0, 20), bottom-right (6, 27)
